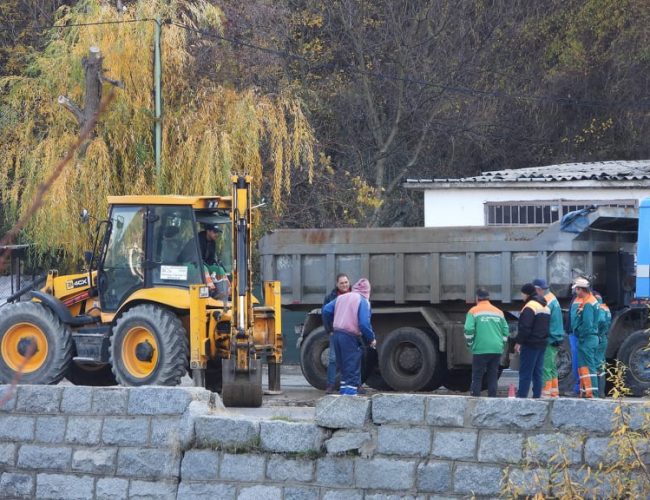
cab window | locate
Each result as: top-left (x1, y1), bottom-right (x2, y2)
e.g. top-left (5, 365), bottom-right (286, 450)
top-left (99, 206), bottom-right (145, 311)
top-left (152, 206), bottom-right (202, 287)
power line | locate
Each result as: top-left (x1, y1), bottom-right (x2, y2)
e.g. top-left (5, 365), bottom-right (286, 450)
top-left (167, 21), bottom-right (302, 61)
top-left (2, 17), bottom-right (649, 111)
top-left (170, 21), bottom-right (650, 112)
top-left (0, 18), bottom-right (154, 30)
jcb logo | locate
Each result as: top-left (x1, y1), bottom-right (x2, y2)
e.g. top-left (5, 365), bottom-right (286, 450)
top-left (65, 277), bottom-right (89, 290)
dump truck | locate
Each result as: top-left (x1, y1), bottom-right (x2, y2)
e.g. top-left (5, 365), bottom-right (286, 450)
top-left (259, 206), bottom-right (650, 396)
top-left (0, 175), bottom-right (282, 407)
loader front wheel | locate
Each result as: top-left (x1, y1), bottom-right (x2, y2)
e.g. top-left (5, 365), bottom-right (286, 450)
top-left (110, 305), bottom-right (188, 386)
top-left (0, 302), bottom-right (72, 384)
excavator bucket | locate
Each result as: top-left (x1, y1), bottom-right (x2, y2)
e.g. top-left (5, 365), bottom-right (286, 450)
top-left (221, 358), bottom-right (263, 407)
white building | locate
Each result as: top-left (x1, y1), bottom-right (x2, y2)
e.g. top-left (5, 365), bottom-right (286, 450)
top-left (405, 160), bottom-right (650, 227)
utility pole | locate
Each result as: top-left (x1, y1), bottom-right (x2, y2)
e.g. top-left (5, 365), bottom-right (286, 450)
top-left (154, 17), bottom-right (162, 191)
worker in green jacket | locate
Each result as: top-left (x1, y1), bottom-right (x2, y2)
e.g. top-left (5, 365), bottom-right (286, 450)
top-left (570, 277), bottom-right (600, 398)
top-left (594, 292), bottom-right (612, 398)
top-left (533, 279), bottom-right (564, 398)
top-left (464, 288), bottom-right (510, 397)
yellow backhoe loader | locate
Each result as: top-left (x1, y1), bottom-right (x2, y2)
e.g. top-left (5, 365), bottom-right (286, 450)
top-left (0, 175), bottom-right (282, 407)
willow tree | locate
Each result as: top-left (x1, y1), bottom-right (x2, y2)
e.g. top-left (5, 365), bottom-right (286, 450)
top-left (0, 0), bottom-right (315, 267)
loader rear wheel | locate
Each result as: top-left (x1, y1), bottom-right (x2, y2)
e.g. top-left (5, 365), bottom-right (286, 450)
top-left (0, 302), bottom-right (72, 385)
top-left (66, 362), bottom-right (117, 386)
top-left (379, 327), bottom-right (439, 392)
top-left (110, 305), bottom-right (188, 386)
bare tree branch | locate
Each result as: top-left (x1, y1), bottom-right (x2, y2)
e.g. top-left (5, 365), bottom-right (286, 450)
top-left (98, 72), bottom-right (125, 89)
top-left (57, 95), bottom-right (84, 125)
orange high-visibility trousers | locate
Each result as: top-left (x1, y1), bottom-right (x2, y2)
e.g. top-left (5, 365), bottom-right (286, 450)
top-left (577, 335), bottom-right (599, 398)
top-left (542, 344), bottom-right (559, 397)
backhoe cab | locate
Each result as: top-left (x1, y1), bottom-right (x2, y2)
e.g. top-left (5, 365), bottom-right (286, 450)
top-left (0, 175), bottom-right (282, 407)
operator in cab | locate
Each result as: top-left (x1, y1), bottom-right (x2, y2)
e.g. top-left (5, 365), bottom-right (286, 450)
top-left (179, 223), bottom-right (229, 298)
top-left (197, 224), bottom-right (224, 271)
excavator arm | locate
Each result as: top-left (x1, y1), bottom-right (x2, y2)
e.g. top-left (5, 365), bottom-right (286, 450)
top-left (221, 175), bottom-right (263, 407)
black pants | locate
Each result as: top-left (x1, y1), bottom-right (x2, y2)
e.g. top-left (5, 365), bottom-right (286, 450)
top-left (471, 353), bottom-right (501, 397)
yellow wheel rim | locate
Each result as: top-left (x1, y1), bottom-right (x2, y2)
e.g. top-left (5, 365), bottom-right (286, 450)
top-left (121, 326), bottom-right (158, 379)
top-left (1, 322), bottom-right (48, 373)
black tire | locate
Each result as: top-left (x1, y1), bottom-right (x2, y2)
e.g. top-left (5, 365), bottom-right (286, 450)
top-left (617, 330), bottom-right (650, 397)
top-left (481, 366), bottom-right (504, 391)
top-left (299, 326), bottom-right (330, 390)
top-left (557, 336), bottom-right (578, 396)
top-left (222, 380), bottom-right (263, 408)
top-left (66, 362), bottom-right (117, 386)
top-left (442, 366), bottom-right (504, 393)
top-left (421, 330), bottom-right (445, 390)
top-left (109, 304), bottom-right (188, 386)
top-left (443, 369), bottom-right (472, 392)
top-left (0, 302), bottom-right (73, 385)
top-left (205, 358), bottom-right (223, 393)
top-left (362, 342), bottom-right (392, 390)
top-left (379, 327), bottom-right (439, 392)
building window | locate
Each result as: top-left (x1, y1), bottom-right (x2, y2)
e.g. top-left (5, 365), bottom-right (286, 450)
top-left (485, 200), bottom-right (637, 226)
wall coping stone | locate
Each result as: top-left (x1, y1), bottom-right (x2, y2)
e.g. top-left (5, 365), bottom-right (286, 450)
top-left (471, 398), bottom-right (549, 430)
top-left (371, 394), bottom-right (426, 424)
top-left (315, 395), bottom-right (371, 428)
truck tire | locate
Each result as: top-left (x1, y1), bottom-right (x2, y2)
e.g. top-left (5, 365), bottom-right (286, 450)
top-left (110, 304), bottom-right (188, 386)
top-left (299, 326), bottom-right (330, 390)
top-left (421, 329), bottom-right (444, 390)
top-left (66, 362), bottom-right (117, 386)
top-left (617, 330), bottom-right (650, 396)
top-left (362, 343), bottom-right (391, 390)
top-left (0, 302), bottom-right (73, 385)
top-left (379, 327), bottom-right (439, 392)
top-left (443, 369), bottom-right (472, 392)
top-left (443, 367), bottom-right (504, 393)
top-left (557, 336), bottom-right (577, 396)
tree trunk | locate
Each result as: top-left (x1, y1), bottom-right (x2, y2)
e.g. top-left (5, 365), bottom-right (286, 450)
top-left (81, 46), bottom-right (103, 132)
top-left (57, 46), bottom-right (122, 155)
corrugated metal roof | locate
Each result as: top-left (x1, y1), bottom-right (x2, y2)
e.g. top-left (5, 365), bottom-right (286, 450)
top-left (406, 160), bottom-right (650, 185)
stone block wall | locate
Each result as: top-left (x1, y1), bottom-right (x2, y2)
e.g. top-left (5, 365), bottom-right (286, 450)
top-left (1, 384), bottom-right (647, 499)
top-left (0, 384), bottom-right (212, 499)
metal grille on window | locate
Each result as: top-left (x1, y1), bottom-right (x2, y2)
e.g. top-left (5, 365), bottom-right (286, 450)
top-left (485, 200), bottom-right (636, 226)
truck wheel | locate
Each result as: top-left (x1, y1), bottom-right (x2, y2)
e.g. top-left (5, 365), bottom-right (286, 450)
top-left (0, 302), bottom-right (73, 385)
top-left (618, 330), bottom-right (650, 396)
top-left (66, 362), bottom-right (117, 386)
top-left (361, 342), bottom-right (391, 390)
top-left (110, 305), bottom-right (188, 386)
top-left (299, 326), bottom-right (330, 390)
top-left (557, 336), bottom-right (577, 396)
top-left (443, 370), bottom-right (472, 392)
top-left (421, 329), bottom-right (444, 390)
top-left (379, 327), bottom-right (438, 392)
